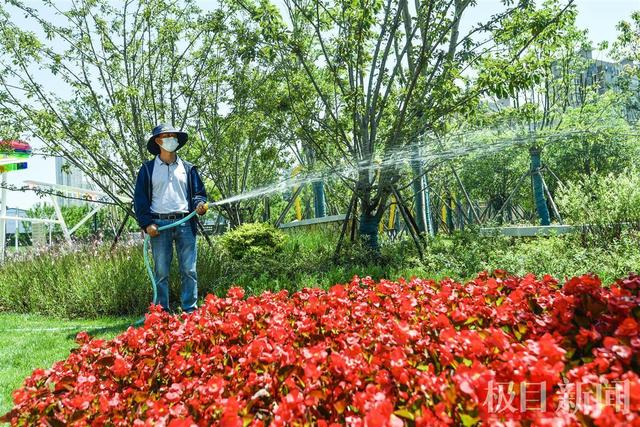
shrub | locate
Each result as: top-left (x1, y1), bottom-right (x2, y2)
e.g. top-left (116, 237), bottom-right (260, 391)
top-left (218, 222), bottom-right (286, 260)
top-left (1, 227), bottom-right (639, 318)
top-left (0, 243), bottom-right (150, 318)
top-left (556, 169), bottom-right (640, 235)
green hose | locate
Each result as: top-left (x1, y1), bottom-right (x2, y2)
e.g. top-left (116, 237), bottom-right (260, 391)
top-left (136, 207), bottom-right (204, 325)
top-left (143, 210), bottom-right (199, 305)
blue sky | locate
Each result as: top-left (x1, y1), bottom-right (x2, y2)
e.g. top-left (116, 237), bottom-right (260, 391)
top-left (4, 0), bottom-right (639, 210)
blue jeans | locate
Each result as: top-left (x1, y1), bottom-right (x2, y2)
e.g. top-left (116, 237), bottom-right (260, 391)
top-left (149, 219), bottom-right (198, 312)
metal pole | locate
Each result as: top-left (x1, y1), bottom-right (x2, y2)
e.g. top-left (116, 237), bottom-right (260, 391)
top-left (492, 170), bottom-right (530, 223)
top-left (423, 174), bottom-right (434, 236)
top-left (195, 217), bottom-right (214, 249)
top-left (391, 187), bottom-right (424, 259)
top-left (14, 218), bottom-right (18, 251)
top-left (50, 194), bottom-right (71, 243)
top-left (411, 145), bottom-right (428, 233)
top-left (0, 173), bottom-right (6, 262)
top-left (275, 185), bottom-right (304, 228)
top-left (334, 192), bottom-right (356, 259)
top-left (450, 167), bottom-right (481, 224)
top-left (540, 173), bottom-right (562, 224)
top-left (110, 210), bottom-right (131, 252)
top-left (393, 187), bottom-right (426, 244)
top-left (543, 165), bottom-right (566, 190)
top-left (350, 197), bottom-right (358, 242)
top-left (69, 205), bottom-right (103, 235)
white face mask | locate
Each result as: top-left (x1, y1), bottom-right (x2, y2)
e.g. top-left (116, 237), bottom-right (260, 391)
top-left (160, 137), bottom-right (179, 153)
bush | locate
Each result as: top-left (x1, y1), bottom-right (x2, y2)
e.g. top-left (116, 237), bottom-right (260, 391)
top-left (1, 227), bottom-right (639, 318)
top-left (0, 243), bottom-right (150, 318)
top-left (556, 169), bottom-right (640, 226)
top-left (0, 229), bottom-right (338, 318)
top-left (218, 222), bottom-right (286, 260)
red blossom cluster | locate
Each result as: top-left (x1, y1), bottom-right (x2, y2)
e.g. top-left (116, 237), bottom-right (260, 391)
top-left (2, 272), bottom-right (640, 426)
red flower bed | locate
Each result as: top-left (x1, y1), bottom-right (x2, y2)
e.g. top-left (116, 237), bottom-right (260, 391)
top-left (3, 272), bottom-right (640, 426)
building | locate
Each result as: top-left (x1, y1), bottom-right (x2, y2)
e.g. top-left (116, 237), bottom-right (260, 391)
top-left (55, 157), bottom-right (93, 207)
top-left (574, 49), bottom-right (639, 121)
top-left (484, 49), bottom-right (638, 116)
top-left (4, 207), bottom-right (28, 234)
top-left (578, 49), bottom-right (627, 93)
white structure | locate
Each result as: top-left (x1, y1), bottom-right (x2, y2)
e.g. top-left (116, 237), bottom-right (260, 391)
top-left (55, 157), bottom-right (93, 207)
top-left (5, 208), bottom-right (28, 234)
top-left (0, 179), bottom-right (132, 262)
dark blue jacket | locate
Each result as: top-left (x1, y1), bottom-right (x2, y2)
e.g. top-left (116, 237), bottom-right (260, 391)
top-left (133, 158), bottom-right (207, 236)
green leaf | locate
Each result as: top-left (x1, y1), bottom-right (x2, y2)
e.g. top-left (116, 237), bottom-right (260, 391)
top-left (460, 414), bottom-right (479, 427)
top-left (394, 409), bottom-right (414, 420)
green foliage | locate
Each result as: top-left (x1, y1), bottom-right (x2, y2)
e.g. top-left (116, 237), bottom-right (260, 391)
top-left (478, 0), bottom-right (586, 103)
top-left (218, 223), bottom-right (286, 260)
top-left (483, 231), bottom-right (640, 285)
top-left (544, 91), bottom-right (639, 185)
top-left (0, 0), bottom-right (233, 215)
top-left (238, 0), bottom-right (559, 249)
top-left (1, 227), bottom-right (639, 318)
top-left (610, 10), bottom-right (640, 123)
top-left (188, 9), bottom-right (293, 226)
top-left (556, 168), bottom-right (640, 226)
top-left (0, 244), bottom-right (149, 317)
top-left (455, 132), bottom-right (532, 223)
top-left (421, 229), bottom-right (640, 284)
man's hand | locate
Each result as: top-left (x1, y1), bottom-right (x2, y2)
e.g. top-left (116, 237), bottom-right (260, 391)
top-left (146, 224), bottom-right (159, 237)
top-left (196, 202), bottom-right (208, 216)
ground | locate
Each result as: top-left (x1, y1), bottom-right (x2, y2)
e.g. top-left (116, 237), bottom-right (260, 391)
top-left (0, 313), bottom-right (135, 415)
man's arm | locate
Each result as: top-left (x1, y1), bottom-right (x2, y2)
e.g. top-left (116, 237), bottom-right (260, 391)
top-left (133, 165), bottom-right (154, 231)
top-left (191, 166), bottom-right (208, 209)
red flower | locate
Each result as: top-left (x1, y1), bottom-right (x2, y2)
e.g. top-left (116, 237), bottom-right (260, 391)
top-left (168, 417), bottom-right (197, 427)
top-left (227, 287), bottom-right (245, 300)
top-left (111, 355), bottom-right (130, 377)
top-left (220, 397), bottom-right (242, 427)
top-left (4, 273), bottom-right (640, 426)
top-left (616, 317), bottom-right (639, 337)
top-left (365, 398), bottom-right (394, 427)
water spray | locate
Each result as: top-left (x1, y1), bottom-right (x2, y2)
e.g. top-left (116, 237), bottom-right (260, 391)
top-left (211, 128), bottom-right (639, 208)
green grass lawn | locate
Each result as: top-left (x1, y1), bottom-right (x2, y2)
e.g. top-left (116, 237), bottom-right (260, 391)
top-left (0, 313), bottom-right (136, 417)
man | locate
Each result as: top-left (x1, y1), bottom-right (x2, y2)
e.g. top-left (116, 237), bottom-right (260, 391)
top-left (134, 124), bottom-right (208, 313)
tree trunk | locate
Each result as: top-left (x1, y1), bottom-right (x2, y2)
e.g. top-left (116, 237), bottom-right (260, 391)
top-left (411, 146), bottom-right (428, 233)
top-left (530, 147), bottom-right (551, 226)
top-left (356, 170), bottom-right (385, 251)
top-left (313, 181), bottom-right (326, 218)
top-left (423, 173), bottom-right (434, 236)
top-left (446, 194), bottom-right (455, 232)
top-left (359, 208), bottom-right (381, 251)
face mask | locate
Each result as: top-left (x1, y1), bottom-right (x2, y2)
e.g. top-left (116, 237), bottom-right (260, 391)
top-left (160, 137), bottom-right (179, 152)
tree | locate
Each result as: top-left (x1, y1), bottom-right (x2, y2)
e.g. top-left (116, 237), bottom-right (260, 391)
top-left (545, 91), bottom-right (638, 183)
top-left (185, 11), bottom-right (293, 227)
top-left (236, 0), bottom-right (576, 248)
top-left (473, 0), bottom-right (593, 225)
top-left (610, 10), bottom-right (640, 123)
top-left (0, 0), bottom-right (224, 213)
top-left (461, 2), bottom-right (640, 226)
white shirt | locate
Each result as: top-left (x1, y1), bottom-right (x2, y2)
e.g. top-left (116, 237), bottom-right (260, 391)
top-left (150, 155), bottom-right (189, 214)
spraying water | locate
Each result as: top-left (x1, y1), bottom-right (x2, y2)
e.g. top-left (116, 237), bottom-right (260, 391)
top-left (209, 128), bottom-right (634, 206)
